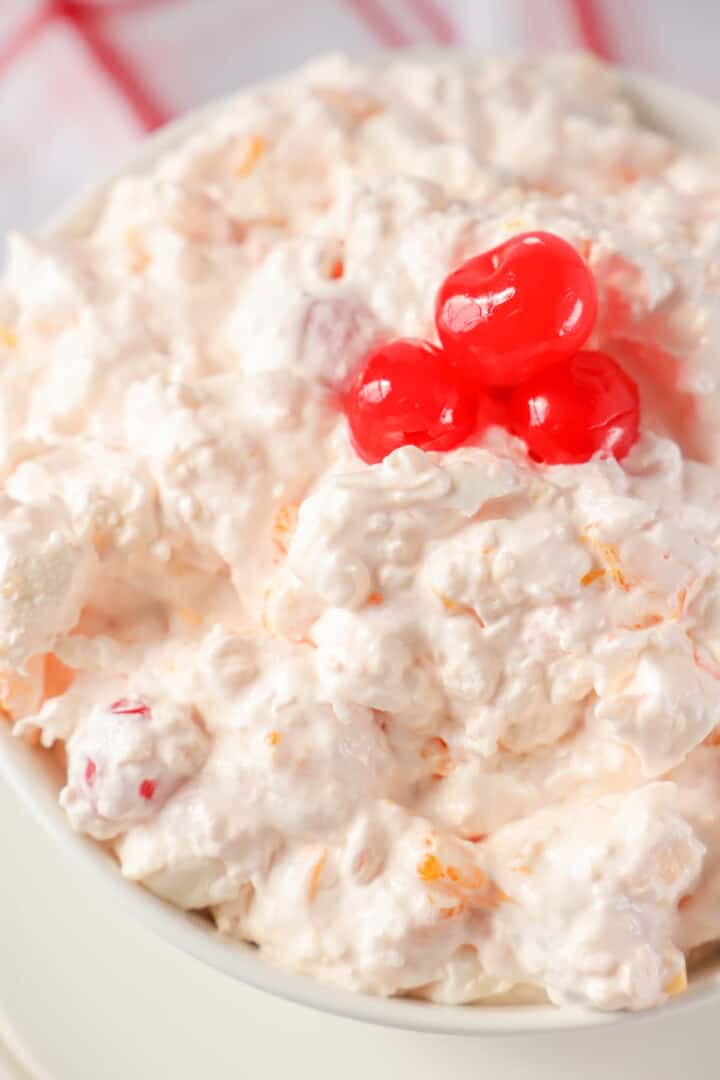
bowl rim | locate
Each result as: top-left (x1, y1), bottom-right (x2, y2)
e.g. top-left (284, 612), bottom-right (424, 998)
top-left (3, 52), bottom-right (720, 1037)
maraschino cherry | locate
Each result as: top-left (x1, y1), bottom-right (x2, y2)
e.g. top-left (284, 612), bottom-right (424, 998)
top-left (508, 350), bottom-right (640, 464)
top-left (344, 339), bottom-right (482, 464)
top-left (342, 231), bottom-right (640, 467)
top-left (435, 231), bottom-right (597, 386)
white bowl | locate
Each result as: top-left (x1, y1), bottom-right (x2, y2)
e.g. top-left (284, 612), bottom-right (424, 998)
top-left (3, 56), bottom-right (720, 1037)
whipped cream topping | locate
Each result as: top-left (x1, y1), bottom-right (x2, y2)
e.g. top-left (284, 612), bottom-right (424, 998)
top-left (3, 52), bottom-right (720, 1010)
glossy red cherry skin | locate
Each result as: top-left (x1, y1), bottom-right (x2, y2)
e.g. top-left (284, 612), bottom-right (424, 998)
top-left (435, 231), bottom-right (598, 387)
top-left (508, 350), bottom-right (640, 465)
top-left (344, 339), bottom-right (481, 464)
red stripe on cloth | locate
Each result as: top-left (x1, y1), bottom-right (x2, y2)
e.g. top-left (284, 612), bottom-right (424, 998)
top-left (403, 0), bottom-right (456, 44)
top-left (568, 0), bottom-right (615, 60)
top-left (58, 1), bottom-right (171, 131)
top-left (344, 0), bottom-right (414, 47)
top-left (70, 0), bottom-right (180, 14)
top-left (0, 3), bottom-right (57, 76)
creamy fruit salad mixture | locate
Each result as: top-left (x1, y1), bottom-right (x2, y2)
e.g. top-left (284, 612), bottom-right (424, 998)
top-left (2, 52), bottom-right (720, 1011)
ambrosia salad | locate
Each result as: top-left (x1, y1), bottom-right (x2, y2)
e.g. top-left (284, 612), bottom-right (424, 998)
top-left (2, 52), bottom-right (720, 1011)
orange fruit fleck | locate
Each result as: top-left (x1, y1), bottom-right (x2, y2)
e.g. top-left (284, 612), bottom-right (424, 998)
top-left (421, 736), bottom-right (449, 759)
top-left (235, 134), bottom-right (267, 178)
top-left (417, 854), bottom-right (443, 882)
top-left (431, 588), bottom-right (485, 627)
top-left (600, 543), bottom-right (631, 590)
top-left (581, 535), bottom-right (631, 591)
top-left (125, 229), bottom-right (151, 274)
top-left (439, 902), bottom-right (465, 920)
top-left (581, 567), bottom-right (605, 587)
top-left (663, 969), bottom-right (687, 997)
top-left (178, 607), bottom-right (203, 628)
top-left (671, 587), bottom-right (688, 620)
top-left (316, 87), bottom-right (383, 121)
top-left (308, 849), bottom-right (328, 902)
top-left (438, 591), bottom-right (462, 613)
top-left (459, 865), bottom-right (487, 891)
top-left (489, 884), bottom-right (511, 906)
top-left (21, 724), bottom-right (42, 748)
top-left (43, 654), bottom-right (75, 700)
top-left (272, 503), bottom-right (299, 556)
top-left (626, 613), bottom-right (664, 631)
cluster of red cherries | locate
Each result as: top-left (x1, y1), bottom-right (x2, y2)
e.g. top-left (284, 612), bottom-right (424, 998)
top-left (344, 231), bottom-right (640, 466)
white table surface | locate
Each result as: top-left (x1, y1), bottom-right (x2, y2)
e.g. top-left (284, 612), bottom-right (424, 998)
top-left (0, 778), bottom-right (719, 1079)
